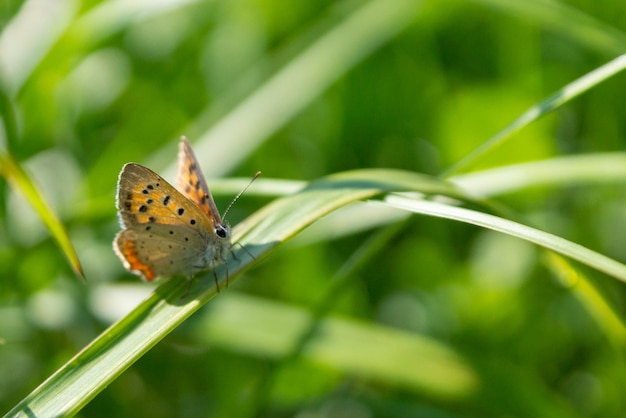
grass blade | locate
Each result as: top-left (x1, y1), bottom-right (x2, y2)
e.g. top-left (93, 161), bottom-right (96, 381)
top-left (443, 54), bottom-right (626, 177)
top-left (0, 151), bottom-right (84, 279)
top-left (382, 195), bottom-right (626, 284)
top-left (451, 152), bottom-right (626, 197)
top-left (545, 253), bottom-right (626, 347)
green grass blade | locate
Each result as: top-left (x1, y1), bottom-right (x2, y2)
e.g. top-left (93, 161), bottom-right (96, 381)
top-left (4, 169), bottom-right (456, 417)
top-left (213, 153), bottom-right (626, 200)
top-left (206, 154), bottom-right (626, 252)
top-left (0, 151), bottom-right (84, 281)
top-left (382, 195), bottom-right (626, 284)
top-left (545, 253), bottom-right (626, 347)
top-left (442, 54), bottom-right (626, 177)
top-left (451, 152), bottom-right (626, 197)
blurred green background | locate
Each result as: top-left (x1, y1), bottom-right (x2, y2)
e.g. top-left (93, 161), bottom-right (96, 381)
top-left (2, 0), bottom-right (626, 416)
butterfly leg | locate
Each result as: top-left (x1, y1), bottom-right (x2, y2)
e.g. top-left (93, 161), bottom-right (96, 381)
top-left (234, 242), bottom-right (256, 261)
top-left (224, 259), bottom-right (230, 288)
top-left (226, 248), bottom-right (236, 289)
top-left (213, 269), bottom-right (221, 293)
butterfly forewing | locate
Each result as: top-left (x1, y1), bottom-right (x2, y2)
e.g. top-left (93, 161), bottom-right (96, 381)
top-left (177, 136), bottom-right (223, 226)
top-left (117, 163), bottom-right (212, 230)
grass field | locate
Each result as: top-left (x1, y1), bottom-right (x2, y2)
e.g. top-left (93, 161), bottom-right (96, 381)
top-left (2, 0), bottom-right (626, 417)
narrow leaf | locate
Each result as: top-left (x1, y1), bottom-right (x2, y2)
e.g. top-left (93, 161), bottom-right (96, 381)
top-left (545, 253), bottom-right (626, 347)
top-left (382, 195), bottom-right (626, 284)
top-left (0, 150), bottom-right (84, 279)
top-left (443, 54), bottom-right (626, 176)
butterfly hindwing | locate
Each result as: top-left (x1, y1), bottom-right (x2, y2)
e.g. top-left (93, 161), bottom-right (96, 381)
top-left (113, 223), bottom-right (214, 281)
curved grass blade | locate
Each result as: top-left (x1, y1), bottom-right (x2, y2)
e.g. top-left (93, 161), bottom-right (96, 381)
top-left (0, 151), bottom-right (84, 279)
top-left (451, 152), bottom-right (626, 197)
top-left (4, 169), bottom-right (458, 417)
top-left (545, 253), bottom-right (626, 347)
top-left (443, 54), bottom-right (626, 177)
top-left (209, 153), bottom-right (626, 248)
top-left (382, 195), bottom-right (626, 284)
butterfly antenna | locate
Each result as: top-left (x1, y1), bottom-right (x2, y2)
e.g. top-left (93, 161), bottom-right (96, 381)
top-left (222, 171), bottom-right (261, 221)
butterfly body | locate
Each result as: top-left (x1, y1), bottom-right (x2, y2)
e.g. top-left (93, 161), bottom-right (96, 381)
top-left (113, 137), bottom-right (231, 283)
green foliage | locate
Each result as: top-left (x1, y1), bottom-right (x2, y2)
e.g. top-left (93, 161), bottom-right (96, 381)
top-left (2, 0), bottom-right (626, 417)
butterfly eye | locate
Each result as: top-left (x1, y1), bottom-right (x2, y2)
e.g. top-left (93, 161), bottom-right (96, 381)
top-left (215, 225), bottom-right (228, 239)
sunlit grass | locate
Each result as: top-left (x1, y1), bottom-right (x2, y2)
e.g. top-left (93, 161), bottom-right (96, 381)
top-left (3, 0), bottom-right (626, 416)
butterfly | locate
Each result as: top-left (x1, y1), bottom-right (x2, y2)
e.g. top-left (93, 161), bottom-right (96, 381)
top-left (114, 136), bottom-right (239, 291)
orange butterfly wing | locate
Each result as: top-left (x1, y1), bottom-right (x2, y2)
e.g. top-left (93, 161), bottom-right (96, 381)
top-left (176, 136), bottom-right (224, 227)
